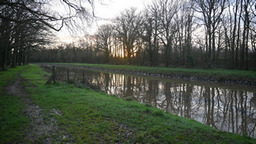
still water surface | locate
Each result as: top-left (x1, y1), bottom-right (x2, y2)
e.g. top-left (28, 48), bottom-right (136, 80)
top-left (46, 66), bottom-right (256, 138)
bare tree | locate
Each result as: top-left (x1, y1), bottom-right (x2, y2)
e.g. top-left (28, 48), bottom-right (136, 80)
top-left (193, 0), bottom-right (226, 67)
top-left (0, 0), bottom-right (97, 70)
top-left (18, 0), bottom-right (256, 70)
top-left (114, 8), bottom-right (143, 64)
top-left (0, 0), bottom-right (96, 31)
top-left (95, 24), bottom-right (113, 63)
top-left (141, 4), bottom-right (160, 66)
top-left (241, 0), bottom-right (250, 70)
top-left (175, 0), bottom-right (194, 67)
top-left (229, 0), bottom-right (240, 68)
top-left (156, 0), bottom-right (180, 67)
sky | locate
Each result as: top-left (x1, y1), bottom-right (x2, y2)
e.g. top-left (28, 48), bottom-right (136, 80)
top-left (54, 0), bottom-right (150, 44)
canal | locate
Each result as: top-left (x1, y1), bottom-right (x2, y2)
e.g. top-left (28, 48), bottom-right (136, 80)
top-left (43, 65), bottom-right (256, 138)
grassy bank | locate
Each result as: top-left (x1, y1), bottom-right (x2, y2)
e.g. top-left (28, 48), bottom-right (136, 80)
top-left (1, 64), bottom-right (252, 143)
top-left (0, 66), bottom-right (28, 143)
top-left (46, 63), bottom-right (256, 84)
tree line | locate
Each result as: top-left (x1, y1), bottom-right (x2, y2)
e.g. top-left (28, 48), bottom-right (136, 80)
top-left (2, 0), bottom-right (256, 70)
top-left (0, 0), bottom-right (95, 70)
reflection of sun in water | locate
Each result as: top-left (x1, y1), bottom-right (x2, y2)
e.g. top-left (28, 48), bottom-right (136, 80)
top-left (158, 82), bottom-right (164, 90)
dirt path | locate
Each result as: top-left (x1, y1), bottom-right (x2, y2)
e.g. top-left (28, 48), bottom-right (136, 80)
top-left (4, 69), bottom-right (64, 143)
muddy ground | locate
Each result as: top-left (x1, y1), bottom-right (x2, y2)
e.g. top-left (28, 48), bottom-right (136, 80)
top-left (4, 70), bottom-right (68, 143)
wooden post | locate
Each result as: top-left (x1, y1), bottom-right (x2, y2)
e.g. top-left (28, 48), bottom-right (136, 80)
top-left (82, 72), bottom-right (85, 83)
top-left (67, 68), bottom-right (70, 83)
top-left (45, 66), bottom-right (56, 85)
top-left (52, 66), bottom-right (56, 84)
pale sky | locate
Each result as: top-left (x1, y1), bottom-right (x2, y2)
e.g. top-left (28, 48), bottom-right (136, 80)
top-left (54, 0), bottom-right (150, 44)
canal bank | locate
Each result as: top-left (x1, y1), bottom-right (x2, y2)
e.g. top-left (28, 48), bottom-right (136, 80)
top-left (43, 63), bottom-right (256, 86)
top-left (40, 64), bottom-right (256, 138)
top-left (2, 64), bottom-right (255, 143)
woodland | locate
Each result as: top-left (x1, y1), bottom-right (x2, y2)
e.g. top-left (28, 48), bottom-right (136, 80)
top-left (1, 0), bottom-right (256, 70)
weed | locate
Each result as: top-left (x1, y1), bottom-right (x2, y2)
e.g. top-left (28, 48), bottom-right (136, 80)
top-left (124, 96), bottom-right (135, 101)
top-left (145, 103), bottom-right (152, 107)
top-left (153, 110), bottom-right (164, 117)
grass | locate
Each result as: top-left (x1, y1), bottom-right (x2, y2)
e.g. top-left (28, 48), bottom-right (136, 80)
top-left (0, 66), bottom-right (27, 93)
top-left (39, 62), bottom-right (256, 82)
top-left (13, 64), bottom-right (255, 143)
top-left (0, 66), bottom-right (29, 143)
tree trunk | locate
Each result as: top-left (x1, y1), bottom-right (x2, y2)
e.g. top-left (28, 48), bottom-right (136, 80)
top-left (2, 23), bottom-right (10, 70)
top-left (165, 45), bottom-right (169, 67)
top-left (11, 46), bottom-right (17, 68)
top-left (3, 45), bottom-right (8, 70)
top-left (231, 0), bottom-right (239, 68)
top-left (127, 46), bottom-right (132, 65)
top-left (208, 27), bottom-right (212, 68)
top-left (244, 0), bottom-right (249, 70)
top-left (212, 31), bottom-right (216, 67)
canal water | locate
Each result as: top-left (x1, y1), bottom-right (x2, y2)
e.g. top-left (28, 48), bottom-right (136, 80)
top-left (44, 65), bottom-right (256, 138)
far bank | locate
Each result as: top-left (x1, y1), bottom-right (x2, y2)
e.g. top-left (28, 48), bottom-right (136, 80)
top-left (37, 63), bottom-right (256, 86)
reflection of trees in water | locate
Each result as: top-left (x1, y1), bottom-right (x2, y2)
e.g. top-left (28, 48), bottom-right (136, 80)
top-left (54, 67), bottom-right (256, 138)
top-left (109, 73), bottom-right (254, 137)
